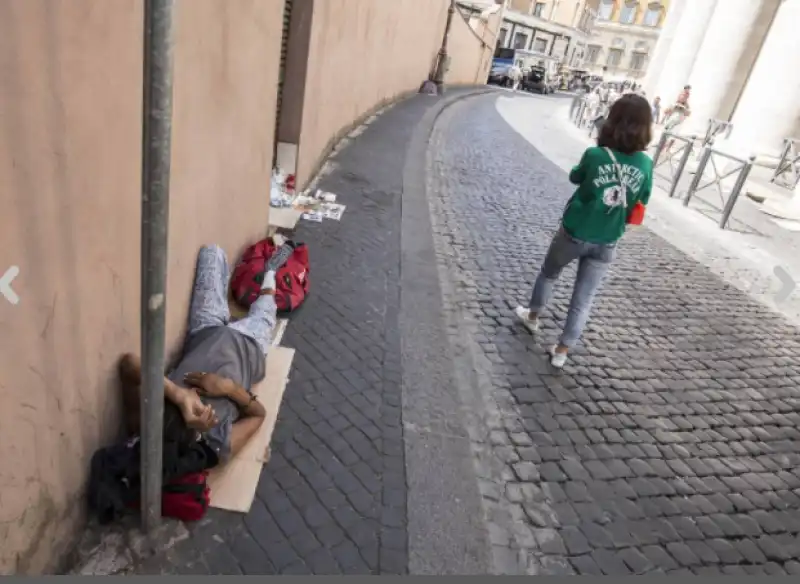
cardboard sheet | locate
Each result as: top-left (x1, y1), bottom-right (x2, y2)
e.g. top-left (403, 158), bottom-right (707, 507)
top-left (269, 207), bottom-right (302, 231)
top-left (207, 346), bottom-right (295, 513)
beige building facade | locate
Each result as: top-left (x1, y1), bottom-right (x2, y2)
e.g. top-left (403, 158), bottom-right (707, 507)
top-left (488, 0), bottom-right (601, 68)
top-left (584, 0), bottom-right (672, 81)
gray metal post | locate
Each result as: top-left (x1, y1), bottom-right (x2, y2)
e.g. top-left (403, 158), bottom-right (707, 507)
top-left (668, 138), bottom-right (694, 199)
top-left (433, 0), bottom-right (456, 94)
top-left (770, 139), bottom-right (791, 184)
top-left (575, 100), bottom-right (585, 126)
top-left (683, 147), bottom-right (712, 207)
top-left (651, 132), bottom-right (669, 168)
top-left (719, 156), bottom-right (755, 229)
top-left (140, 0), bottom-right (175, 534)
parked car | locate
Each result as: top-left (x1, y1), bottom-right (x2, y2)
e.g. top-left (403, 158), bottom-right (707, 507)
top-left (488, 63), bottom-right (511, 87)
top-left (521, 67), bottom-right (551, 94)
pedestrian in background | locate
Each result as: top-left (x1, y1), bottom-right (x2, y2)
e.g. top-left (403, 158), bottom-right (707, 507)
top-left (508, 64), bottom-right (522, 92)
top-left (515, 94), bottom-right (654, 368)
top-left (652, 96), bottom-right (662, 124)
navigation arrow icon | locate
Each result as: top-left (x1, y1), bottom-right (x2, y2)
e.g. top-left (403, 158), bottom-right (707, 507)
top-left (1, 266), bottom-right (20, 305)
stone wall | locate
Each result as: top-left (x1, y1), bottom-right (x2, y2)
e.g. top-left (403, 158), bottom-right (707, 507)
top-left (278, 0), bottom-right (450, 188)
top-left (448, 7), bottom-right (504, 86)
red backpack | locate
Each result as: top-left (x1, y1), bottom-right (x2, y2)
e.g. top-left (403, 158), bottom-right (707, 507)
top-left (231, 238), bottom-right (310, 313)
top-left (161, 471), bottom-right (210, 522)
top-left (122, 471), bottom-right (210, 522)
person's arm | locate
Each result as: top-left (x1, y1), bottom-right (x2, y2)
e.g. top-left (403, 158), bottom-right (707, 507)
top-left (229, 417), bottom-right (265, 458)
top-left (118, 353), bottom-right (217, 433)
top-left (568, 149), bottom-right (590, 185)
top-left (183, 372), bottom-right (266, 419)
top-left (225, 384), bottom-right (267, 419)
top-left (183, 372), bottom-right (267, 458)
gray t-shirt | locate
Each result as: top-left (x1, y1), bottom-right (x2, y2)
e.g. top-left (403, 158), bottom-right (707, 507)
top-left (167, 326), bottom-right (265, 462)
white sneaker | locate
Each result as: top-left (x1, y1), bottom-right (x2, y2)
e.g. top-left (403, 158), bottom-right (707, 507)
top-left (514, 306), bottom-right (540, 334)
top-left (548, 345), bottom-right (568, 369)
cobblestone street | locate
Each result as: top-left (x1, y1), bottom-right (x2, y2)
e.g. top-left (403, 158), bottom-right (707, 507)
top-left (427, 93), bottom-right (800, 575)
top-left (137, 89), bottom-right (800, 575)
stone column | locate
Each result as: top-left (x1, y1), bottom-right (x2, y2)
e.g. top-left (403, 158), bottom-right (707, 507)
top-left (728, 0), bottom-right (800, 157)
top-left (652, 0), bottom-right (718, 105)
top-left (641, 0), bottom-right (689, 97)
top-left (683, 0), bottom-right (779, 135)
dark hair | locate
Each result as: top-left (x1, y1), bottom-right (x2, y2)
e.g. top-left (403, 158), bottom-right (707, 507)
top-left (684, 85), bottom-right (691, 90)
top-left (163, 399), bottom-right (197, 448)
top-left (597, 94), bottom-right (653, 154)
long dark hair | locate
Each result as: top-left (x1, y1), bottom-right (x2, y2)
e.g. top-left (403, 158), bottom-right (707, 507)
top-left (598, 94), bottom-right (653, 155)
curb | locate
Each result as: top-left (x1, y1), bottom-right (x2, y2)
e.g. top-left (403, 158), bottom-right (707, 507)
top-left (399, 85), bottom-right (499, 575)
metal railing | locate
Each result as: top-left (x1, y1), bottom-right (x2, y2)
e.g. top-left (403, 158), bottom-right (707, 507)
top-left (683, 142), bottom-right (756, 230)
top-left (651, 131), bottom-right (697, 199)
top-left (702, 118), bottom-right (733, 149)
top-left (570, 96), bottom-right (588, 128)
top-left (770, 137), bottom-right (800, 190)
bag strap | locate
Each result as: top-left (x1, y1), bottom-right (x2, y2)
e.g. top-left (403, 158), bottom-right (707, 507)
top-left (603, 147), bottom-right (628, 210)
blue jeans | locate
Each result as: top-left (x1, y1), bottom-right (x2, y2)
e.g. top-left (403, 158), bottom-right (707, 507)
top-left (529, 228), bottom-right (616, 348)
top-left (189, 245), bottom-right (277, 355)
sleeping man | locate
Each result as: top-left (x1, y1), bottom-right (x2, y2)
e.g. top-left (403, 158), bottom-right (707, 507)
top-left (119, 243), bottom-right (279, 464)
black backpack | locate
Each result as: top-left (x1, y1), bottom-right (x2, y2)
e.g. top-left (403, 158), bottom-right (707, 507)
top-left (87, 402), bottom-right (218, 524)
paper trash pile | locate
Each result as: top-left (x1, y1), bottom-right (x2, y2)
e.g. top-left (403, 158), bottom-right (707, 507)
top-left (270, 169), bottom-right (295, 208)
top-left (269, 168), bottom-right (346, 223)
top-left (298, 191), bottom-right (346, 223)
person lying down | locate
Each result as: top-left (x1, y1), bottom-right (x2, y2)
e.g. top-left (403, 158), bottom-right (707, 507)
top-left (118, 243), bottom-right (280, 465)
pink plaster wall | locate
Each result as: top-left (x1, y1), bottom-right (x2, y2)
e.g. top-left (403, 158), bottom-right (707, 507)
top-left (0, 0), bottom-right (283, 573)
top-left (293, 0), bottom-right (449, 187)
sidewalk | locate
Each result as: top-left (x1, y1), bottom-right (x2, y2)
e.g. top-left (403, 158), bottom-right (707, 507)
top-left (128, 87), bottom-right (494, 575)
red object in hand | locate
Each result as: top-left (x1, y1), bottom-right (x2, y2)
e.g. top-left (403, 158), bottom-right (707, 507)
top-left (285, 174), bottom-right (296, 192)
top-left (627, 201), bottom-right (646, 225)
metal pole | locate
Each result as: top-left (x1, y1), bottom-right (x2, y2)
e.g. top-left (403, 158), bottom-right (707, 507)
top-left (140, 0), bottom-right (175, 534)
top-left (668, 138), bottom-right (694, 199)
top-left (433, 0), bottom-right (456, 94)
top-left (719, 156), bottom-right (755, 230)
top-left (651, 132), bottom-right (669, 168)
top-left (771, 139), bottom-right (791, 184)
top-left (683, 146), bottom-right (712, 207)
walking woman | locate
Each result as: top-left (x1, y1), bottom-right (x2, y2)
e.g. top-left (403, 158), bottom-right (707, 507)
top-left (515, 94), bottom-right (654, 368)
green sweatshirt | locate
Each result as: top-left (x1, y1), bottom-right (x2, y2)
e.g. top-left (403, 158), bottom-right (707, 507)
top-left (561, 146), bottom-right (653, 244)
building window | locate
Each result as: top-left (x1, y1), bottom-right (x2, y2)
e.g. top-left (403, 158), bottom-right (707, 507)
top-left (533, 1), bottom-right (546, 17)
top-left (513, 32), bottom-right (529, 49)
top-left (598, 0), bottom-right (614, 21)
top-left (533, 37), bottom-right (548, 53)
top-left (579, 8), bottom-right (596, 32)
top-left (586, 45), bottom-right (601, 64)
top-left (643, 2), bottom-right (663, 27)
top-left (498, 28), bottom-right (508, 47)
top-left (634, 40), bottom-right (649, 52)
top-left (630, 53), bottom-right (646, 71)
top-left (619, 0), bottom-right (638, 24)
top-left (607, 48), bottom-right (623, 67)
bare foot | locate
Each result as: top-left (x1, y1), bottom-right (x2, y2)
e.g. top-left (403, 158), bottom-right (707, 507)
top-left (119, 353), bottom-right (142, 385)
top-left (118, 353), bottom-right (142, 436)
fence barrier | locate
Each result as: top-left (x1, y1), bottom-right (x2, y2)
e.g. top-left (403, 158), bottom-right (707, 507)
top-left (651, 131), bottom-right (697, 199)
top-left (702, 118), bottom-right (733, 149)
top-left (770, 137), bottom-right (800, 191)
top-left (684, 142), bottom-right (755, 230)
